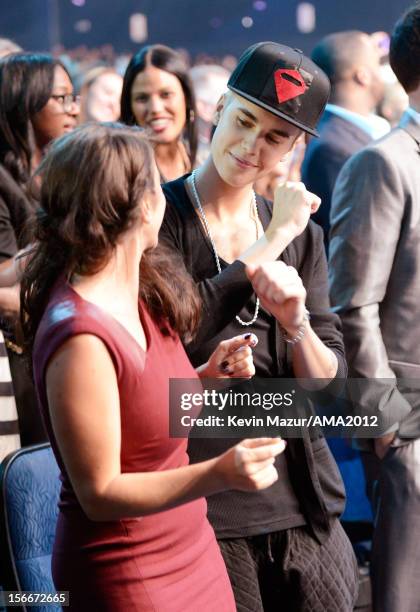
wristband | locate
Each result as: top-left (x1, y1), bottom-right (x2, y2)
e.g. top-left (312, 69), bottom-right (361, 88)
top-left (282, 309), bottom-right (310, 345)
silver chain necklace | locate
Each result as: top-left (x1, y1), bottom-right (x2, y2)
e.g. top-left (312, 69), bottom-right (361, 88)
top-left (190, 169), bottom-right (260, 327)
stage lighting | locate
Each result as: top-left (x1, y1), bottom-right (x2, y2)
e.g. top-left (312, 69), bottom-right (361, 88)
top-left (74, 19), bottom-right (91, 33)
top-left (241, 16), bottom-right (253, 28)
top-left (296, 3), bottom-right (316, 33)
top-left (253, 1), bottom-right (267, 10)
top-left (130, 13), bottom-right (148, 43)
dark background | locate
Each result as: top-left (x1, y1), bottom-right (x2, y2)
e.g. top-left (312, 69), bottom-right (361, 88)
top-left (1, 0), bottom-right (411, 57)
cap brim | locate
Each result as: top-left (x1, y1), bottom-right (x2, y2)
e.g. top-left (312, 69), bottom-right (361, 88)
top-left (228, 85), bottom-right (320, 137)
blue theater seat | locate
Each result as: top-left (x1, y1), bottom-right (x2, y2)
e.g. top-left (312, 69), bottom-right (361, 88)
top-left (0, 444), bottom-right (60, 612)
top-left (327, 438), bottom-right (373, 523)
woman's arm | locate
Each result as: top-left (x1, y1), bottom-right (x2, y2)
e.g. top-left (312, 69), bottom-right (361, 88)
top-left (0, 249), bottom-right (32, 320)
top-left (46, 334), bottom-right (285, 521)
top-left (0, 285), bottom-right (20, 321)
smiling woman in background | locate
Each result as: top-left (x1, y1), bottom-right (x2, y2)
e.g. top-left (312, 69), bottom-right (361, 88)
top-left (120, 44), bottom-right (197, 181)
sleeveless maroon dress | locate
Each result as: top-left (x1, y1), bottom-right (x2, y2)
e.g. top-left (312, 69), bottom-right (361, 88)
top-left (33, 280), bottom-right (235, 611)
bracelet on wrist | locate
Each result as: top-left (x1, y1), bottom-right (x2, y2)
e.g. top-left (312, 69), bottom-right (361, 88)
top-left (281, 309), bottom-right (310, 345)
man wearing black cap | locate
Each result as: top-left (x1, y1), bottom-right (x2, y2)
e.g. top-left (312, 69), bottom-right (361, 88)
top-left (160, 42), bottom-right (358, 611)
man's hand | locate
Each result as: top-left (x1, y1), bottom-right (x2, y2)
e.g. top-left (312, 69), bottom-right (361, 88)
top-left (246, 261), bottom-right (307, 333)
top-left (267, 181), bottom-right (321, 241)
top-left (374, 432), bottom-right (396, 459)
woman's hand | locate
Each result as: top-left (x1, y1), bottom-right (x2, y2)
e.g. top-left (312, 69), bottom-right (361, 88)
top-left (246, 262), bottom-right (307, 333)
top-left (197, 333), bottom-right (258, 379)
top-left (214, 437), bottom-right (286, 491)
top-left (266, 181), bottom-right (321, 242)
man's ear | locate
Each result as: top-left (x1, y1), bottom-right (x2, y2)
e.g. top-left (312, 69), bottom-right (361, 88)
top-left (280, 132), bottom-right (303, 161)
top-left (213, 92), bottom-right (230, 125)
top-left (354, 66), bottom-right (371, 87)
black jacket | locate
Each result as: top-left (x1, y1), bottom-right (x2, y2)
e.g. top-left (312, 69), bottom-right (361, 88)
top-left (160, 175), bottom-right (347, 543)
top-left (301, 110), bottom-right (372, 251)
top-left (0, 164), bottom-right (37, 262)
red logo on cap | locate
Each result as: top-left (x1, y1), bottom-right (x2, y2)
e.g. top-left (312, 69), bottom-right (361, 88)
top-left (274, 69), bottom-right (307, 104)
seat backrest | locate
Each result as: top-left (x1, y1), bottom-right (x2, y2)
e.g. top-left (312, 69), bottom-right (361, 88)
top-left (0, 328), bottom-right (21, 462)
top-left (0, 444), bottom-right (61, 612)
top-left (0, 585), bottom-right (6, 611)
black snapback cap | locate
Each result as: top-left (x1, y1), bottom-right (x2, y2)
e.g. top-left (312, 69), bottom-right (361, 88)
top-left (227, 42), bottom-right (330, 137)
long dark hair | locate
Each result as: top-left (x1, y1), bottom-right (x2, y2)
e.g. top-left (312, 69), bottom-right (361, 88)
top-left (21, 122), bottom-right (201, 356)
top-left (120, 44), bottom-right (198, 169)
top-left (0, 52), bottom-right (70, 189)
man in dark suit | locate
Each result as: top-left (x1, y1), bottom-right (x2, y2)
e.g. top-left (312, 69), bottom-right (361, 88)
top-left (301, 31), bottom-right (387, 251)
top-left (329, 6), bottom-right (420, 611)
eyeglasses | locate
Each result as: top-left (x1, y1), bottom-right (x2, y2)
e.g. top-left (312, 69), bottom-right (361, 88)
top-left (50, 94), bottom-right (81, 113)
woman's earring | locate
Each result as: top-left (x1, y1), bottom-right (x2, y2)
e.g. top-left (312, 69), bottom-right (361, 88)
top-left (189, 109), bottom-right (195, 123)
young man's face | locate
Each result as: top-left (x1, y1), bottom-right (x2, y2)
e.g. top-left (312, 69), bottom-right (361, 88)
top-left (211, 92), bottom-right (302, 188)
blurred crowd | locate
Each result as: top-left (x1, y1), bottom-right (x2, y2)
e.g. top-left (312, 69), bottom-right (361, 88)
top-left (0, 32), bottom-right (408, 205)
top-left (0, 7), bottom-right (419, 610)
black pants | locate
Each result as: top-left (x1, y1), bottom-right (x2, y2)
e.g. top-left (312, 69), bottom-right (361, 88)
top-left (218, 520), bottom-right (358, 612)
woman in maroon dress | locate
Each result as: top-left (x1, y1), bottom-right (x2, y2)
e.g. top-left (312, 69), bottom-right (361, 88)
top-left (21, 123), bottom-right (286, 611)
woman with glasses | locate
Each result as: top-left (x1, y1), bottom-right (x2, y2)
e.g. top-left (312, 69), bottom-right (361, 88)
top-left (0, 52), bottom-right (79, 446)
top-left (0, 52), bottom-right (79, 264)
